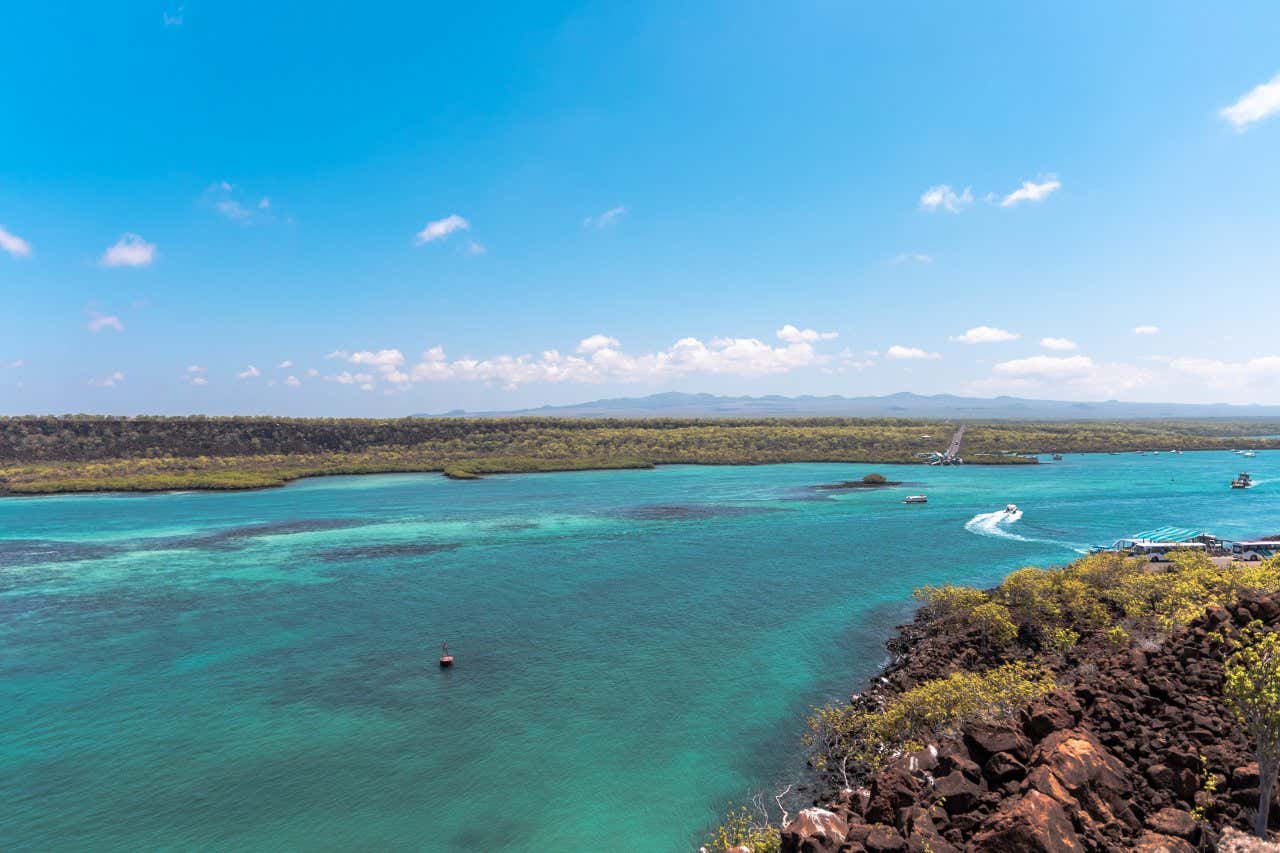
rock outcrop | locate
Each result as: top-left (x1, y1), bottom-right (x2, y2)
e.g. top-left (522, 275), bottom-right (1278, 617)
top-left (779, 592), bottom-right (1280, 852)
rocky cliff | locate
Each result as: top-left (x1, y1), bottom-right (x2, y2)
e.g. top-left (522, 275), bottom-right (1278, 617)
top-left (780, 593), bottom-right (1280, 852)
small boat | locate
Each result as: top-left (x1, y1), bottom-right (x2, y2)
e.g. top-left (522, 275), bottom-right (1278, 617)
top-left (1051, 453), bottom-right (1063, 461)
top-left (1243, 450), bottom-right (1257, 458)
top-left (439, 642), bottom-right (454, 668)
top-left (903, 495), bottom-right (928, 504)
top-left (1004, 503), bottom-right (1019, 514)
top-left (1232, 473), bottom-right (1253, 489)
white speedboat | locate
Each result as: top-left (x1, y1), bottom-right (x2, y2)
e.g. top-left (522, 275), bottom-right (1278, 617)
top-left (903, 495), bottom-right (928, 504)
top-left (1004, 503), bottom-right (1019, 514)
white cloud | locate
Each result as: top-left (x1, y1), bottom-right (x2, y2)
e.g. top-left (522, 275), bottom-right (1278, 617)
top-left (348, 349), bottom-right (405, 367)
top-left (216, 199), bottom-right (253, 221)
top-left (891, 252), bottom-right (933, 264)
top-left (186, 365), bottom-right (206, 374)
top-left (415, 214), bottom-right (469, 244)
top-left (950, 326), bottom-right (1020, 344)
top-left (584, 205), bottom-right (627, 228)
top-left (919, 185), bottom-right (973, 213)
top-left (306, 368), bottom-right (319, 377)
top-left (237, 365), bottom-right (261, 379)
top-left (284, 375), bottom-right (302, 388)
top-left (1132, 325), bottom-right (1160, 335)
top-left (328, 328), bottom-right (840, 391)
top-left (88, 370), bottom-right (125, 387)
top-left (3, 359), bottom-right (24, 369)
top-left (776, 324), bottom-right (838, 344)
top-left (101, 234), bottom-right (156, 267)
top-left (278, 360), bottom-right (293, 369)
top-left (183, 366), bottom-right (208, 386)
top-left (0, 226), bottom-right (32, 258)
top-left (1169, 356), bottom-right (1280, 388)
top-left (1221, 73), bottom-right (1280, 130)
top-left (87, 312), bottom-right (124, 333)
top-left (1001, 176), bottom-right (1061, 207)
top-left (577, 334), bottom-right (621, 354)
top-left (994, 355), bottom-right (1095, 377)
top-left (988, 354), bottom-right (1149, 398)
top-left (1040, 337), bottom-right (1078, 351)
top-left (465, 241), bottom-right (487, 256)
top-left (886, 345), bottom-right (941, 360)
top-left (189, 376), bottom-right (208, 386)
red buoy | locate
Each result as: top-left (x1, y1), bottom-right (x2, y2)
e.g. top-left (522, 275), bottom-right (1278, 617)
top-left (439, 641), bottom-right (454, 668)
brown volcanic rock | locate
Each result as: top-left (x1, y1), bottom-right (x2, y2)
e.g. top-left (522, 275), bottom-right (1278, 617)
top-left (779, 808), bottom-right (849, 853)
top-left (967, 790), bottom-right (1083, 852)
top-left (1029, 729), bottom-right (1128, 795)
top-left (1133, 831), bottom-right (1197, 852)
top-left (1146, 806), bottom-right (1198, 841)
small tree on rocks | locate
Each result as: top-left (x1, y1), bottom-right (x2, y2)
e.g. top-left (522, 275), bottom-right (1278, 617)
top-left (1224, 624), bottom-right (1280, 838)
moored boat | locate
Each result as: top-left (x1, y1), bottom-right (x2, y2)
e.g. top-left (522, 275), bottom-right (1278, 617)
top-left (903, 495), bottom-right (927, 504)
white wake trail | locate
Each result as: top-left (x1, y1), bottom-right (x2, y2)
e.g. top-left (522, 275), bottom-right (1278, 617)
top-left (964, 509), bottom-right (1029, 542)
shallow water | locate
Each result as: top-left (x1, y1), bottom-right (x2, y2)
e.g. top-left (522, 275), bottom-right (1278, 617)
top-left (3, 452), bottom-right (1279, 850)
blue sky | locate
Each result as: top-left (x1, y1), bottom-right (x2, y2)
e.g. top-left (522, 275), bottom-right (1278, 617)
top-left (3, 2), bottom-right (1280, 415)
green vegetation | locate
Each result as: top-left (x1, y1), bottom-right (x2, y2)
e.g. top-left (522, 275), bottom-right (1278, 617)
top-left (805, 663), bottom-right (1054, 784)
top-left (702, 805), bottom-right (782, 853)
top-left (1224, 624), bottom-right (1280, 838)
top-left (2, 415), bottom-right (1279, 494)
top-left (861, 472), bottom-right (887, 484)
top-left (804, 550), bottom-right (1280, 795)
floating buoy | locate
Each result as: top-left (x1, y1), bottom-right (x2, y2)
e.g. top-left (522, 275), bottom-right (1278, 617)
top-left (439, 642), bottom-right (454, 668)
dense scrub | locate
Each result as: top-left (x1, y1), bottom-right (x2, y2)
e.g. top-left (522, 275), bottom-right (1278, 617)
top-left (749, 549), bottom-right (1280, 851)
top-left (3, 415), bottom-right (1278, 494)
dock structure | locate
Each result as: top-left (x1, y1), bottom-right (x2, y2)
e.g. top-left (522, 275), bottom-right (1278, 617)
top-left (927, 426), bottom-right (966, 466)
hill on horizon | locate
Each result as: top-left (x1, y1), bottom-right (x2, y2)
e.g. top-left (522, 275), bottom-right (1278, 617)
top-left (417, 391), bottom-right (1280, 421)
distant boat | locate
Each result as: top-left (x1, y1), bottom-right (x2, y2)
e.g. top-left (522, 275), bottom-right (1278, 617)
top-left (903, 495), bottom-right (928, 504)
top-left (1242, 450), bottom-right (1257, 458)
top-left (1005, 503), bottom-right (1019, 514)
top-left (439, 642), bottom-right (454, 668)
top-left (1052, 453), bottom-right (1063, 461)
top-left (1232, 473), bottom-right (1253, 489)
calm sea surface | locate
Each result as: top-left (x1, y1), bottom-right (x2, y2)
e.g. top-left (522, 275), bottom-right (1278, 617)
top-left (3, 452), bottom-right (1279, 850)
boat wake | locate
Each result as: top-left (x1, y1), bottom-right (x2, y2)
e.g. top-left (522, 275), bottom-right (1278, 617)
top-left (965, 509), bottom-right (1027, 541)
top-left (964, 509), bottom-right (1088, 553)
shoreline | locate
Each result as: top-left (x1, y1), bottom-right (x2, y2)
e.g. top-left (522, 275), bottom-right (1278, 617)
top-left (766, 554), bottom-right (1280, 852)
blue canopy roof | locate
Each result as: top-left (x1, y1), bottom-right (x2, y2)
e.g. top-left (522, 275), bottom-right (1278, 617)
top-left (1130, 526), bottom-right (1205, 543)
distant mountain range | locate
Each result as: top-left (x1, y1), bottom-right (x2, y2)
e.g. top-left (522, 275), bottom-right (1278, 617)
top-left (418, 392), bottom-right (1280, 420)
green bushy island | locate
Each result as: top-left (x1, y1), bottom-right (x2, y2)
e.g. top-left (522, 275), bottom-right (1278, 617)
top-left (703, 549), bottom-right (1280, 850)
top-left (3, 415), bottom-right (1279, 494)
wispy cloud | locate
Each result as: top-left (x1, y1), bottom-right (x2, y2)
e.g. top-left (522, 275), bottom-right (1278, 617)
top-left (950, 326), bottom-right (1020, 344)
top-left (1170, 355), bottom-right (1280, 388)
top-left (206, 182), bottom-right (277, 224)
top-left (919, 185), bottom-right (972, 213)
top-left (88, 370), bottom-right (125, 387)
top-left (278, 360), bottom-right (293, 369)
top-left (3, 359), bottom-right (23, 369)
top-left (465, 241), bottom-right (487, 256)
top-left (1001, 176), bottom-right (1061, 207)
top-left (183, 365), bottom-right (208, 386)
top-left (0, 226), bottom-right (32, 258)
top-left (776, 324), bottom-right (838, 344)
top-left (324, 324), bottom-right (840, 391)
top-left (891, 252), bottom-right (933, 265)
top-left (237, 365), bottom-right (261, 379)
top-left (584, 205), bottom-right (627, 228)
top-left (886, 345), bottom-right (941, 360)
top-left (415, 214), bottom-right (469, 244)
top-left (101, 234), bottom-right (156, 267)
top-left (1221, 73), bottom-right (1280, 130)
top-left (86, 310), bottom-right (124, 333)
top-left (1132, 325), bottom-right (1160, 335)
top-left (284, 375), bottom-right (302, 388)
top-left (984, 354), bottom-right (1148, 397)
top-left (1040, 337), bottom-right (1078, 351)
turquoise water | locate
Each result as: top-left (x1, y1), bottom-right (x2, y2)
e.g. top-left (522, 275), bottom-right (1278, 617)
top-left (3, 452), bottom-right (1279, 851)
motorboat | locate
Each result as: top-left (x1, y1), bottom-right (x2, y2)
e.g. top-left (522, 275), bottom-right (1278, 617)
top-left (1004, 503), bottom-right (1019, 514)
top-left (903, 495), bottom-right (928, 504)
top-left (1232, 473), bottom-right (1253, 489)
